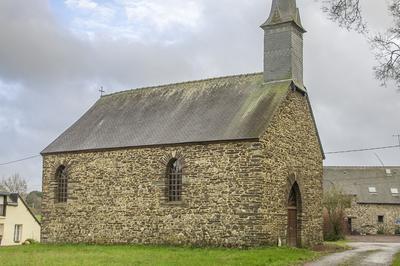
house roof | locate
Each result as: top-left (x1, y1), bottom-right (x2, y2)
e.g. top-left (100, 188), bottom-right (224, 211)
top-left (323, 166), bottom-right (400, 205)
top-left (42, 73), bottom-right (305, 154)
top-left (0, 192), bottom-right (41, 225)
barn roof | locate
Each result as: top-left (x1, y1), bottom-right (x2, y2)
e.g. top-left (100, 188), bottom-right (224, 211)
top-left (41, 73), bottom-right (308, 154)
top-left (323, 166), bottom-right (400, 205)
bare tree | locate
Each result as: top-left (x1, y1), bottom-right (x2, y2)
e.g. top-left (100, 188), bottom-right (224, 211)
top-left (322, 0), bottom-right (366, 33)
top-left (323, 187), bottom-right (351, 241)
top-left (321, 0), bottom-right (400, 89)
top-left (0, 174), bottom-right (28, 196)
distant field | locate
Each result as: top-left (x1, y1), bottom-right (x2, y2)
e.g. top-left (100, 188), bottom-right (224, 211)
top-left (0, 244), bottom-right (320, 266)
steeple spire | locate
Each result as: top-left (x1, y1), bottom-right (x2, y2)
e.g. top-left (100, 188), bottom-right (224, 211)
top-left (261, 0), bottom-right (305, 31)
top-left (261, 0), bottom-right (306, 88)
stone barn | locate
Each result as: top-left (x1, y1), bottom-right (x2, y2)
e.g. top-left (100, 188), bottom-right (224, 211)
top-left (41, 0), bottom-right (324, 247)
top-left (324, 166), bottom-right (400, 235)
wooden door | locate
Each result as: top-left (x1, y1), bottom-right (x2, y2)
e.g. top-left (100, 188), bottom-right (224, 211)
top-left (288, 207), bottom-right (297, 247)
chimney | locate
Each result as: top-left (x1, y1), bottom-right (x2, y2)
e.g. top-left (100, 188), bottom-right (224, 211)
top-left (261, 0), bottom-right (306, 88)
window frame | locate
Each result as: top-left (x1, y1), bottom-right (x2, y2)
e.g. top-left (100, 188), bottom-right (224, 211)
top-left (13, 224), bottom-right (22, 243)
top-left (55, 165), bottom-right (68, 203)
top-left (368, 187), bottom-right (377, 193)
top-left (378, 215), bottom-right (384, 223)
top-left (0, 196), bottom-right (6, 217)
top-left (166, 158), bottom-right (183, 202)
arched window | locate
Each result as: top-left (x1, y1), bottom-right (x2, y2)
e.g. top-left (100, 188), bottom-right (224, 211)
top-left (55, 165), bottom-right (68, 203)
top-left (167, 159), bottom-right (182, 202)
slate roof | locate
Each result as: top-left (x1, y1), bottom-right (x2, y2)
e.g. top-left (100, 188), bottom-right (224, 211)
top-left (42, 73), bottom-right (306, 154)
top-left (323, 166), bottom-right (400, 205)
top-left (261, 0), bottom-right (305, 32)
top-left (0, 192), bottom-right (18, 206)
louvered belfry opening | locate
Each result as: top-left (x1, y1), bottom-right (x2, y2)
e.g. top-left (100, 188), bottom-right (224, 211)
top-left (56, 165), bottom-right (68, 203)
top-left (167, 159), bottom-right (182, 202)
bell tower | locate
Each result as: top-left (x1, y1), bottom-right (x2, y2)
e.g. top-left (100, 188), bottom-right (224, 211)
top-left (261, 0), bottom-right (306, 88)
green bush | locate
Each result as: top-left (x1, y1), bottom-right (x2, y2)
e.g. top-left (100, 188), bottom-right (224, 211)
top-left (22, 239), bottom-right (38, 245)
top-left (377, 226), bottom-right (385, 235)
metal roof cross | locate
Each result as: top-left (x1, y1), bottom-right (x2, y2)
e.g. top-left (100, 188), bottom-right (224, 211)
top-left (99, 86), bottom-right (105, 97)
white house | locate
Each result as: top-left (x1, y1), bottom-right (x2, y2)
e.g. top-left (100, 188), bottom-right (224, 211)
top-left (0, 192), bottom-right (41, 246)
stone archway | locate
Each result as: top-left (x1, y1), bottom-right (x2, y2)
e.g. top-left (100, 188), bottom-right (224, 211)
top-left (287, 182), bottom-right (302, 247)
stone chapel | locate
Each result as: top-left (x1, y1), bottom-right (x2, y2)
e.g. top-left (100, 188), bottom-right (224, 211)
top-left (41, 0), bottom-right (324, 247)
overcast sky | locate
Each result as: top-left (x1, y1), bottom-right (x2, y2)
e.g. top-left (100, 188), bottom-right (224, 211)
top-left (0, 0), bottom-right (399, 191)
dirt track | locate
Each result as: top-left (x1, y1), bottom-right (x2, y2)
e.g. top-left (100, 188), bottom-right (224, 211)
top-left (306, 236), bottom-right (400, 266)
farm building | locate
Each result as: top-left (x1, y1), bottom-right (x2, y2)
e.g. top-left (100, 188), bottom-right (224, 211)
top-left (324, 166), bottom-right (400, 235)
top-left (41, 0), bottom-right (324, 247)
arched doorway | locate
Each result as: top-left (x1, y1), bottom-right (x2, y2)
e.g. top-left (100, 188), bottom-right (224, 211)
top-left (287, 182), bottom-right (301, 247)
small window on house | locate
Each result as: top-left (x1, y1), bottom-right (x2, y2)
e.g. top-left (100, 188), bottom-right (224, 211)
top-left (368, 187), bottom-right (377, 193)
top-left (386, 169), bottom-right (392, 176)
top-left (0, 196), bottom-right (5, 217)
top-left (167, 159), bottom-right (182, 202)
top-left (378, 215), bottom-right (384, 223)
top-left (13, 224), bottom-right (22, 243)
top-left (391, 188), bottom-right (399, 196)
top-left (56, 165), bottom-right (68, 203)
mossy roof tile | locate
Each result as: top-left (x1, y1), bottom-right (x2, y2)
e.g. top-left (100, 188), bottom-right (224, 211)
top-left (42, 73), bottom-right (292, 154)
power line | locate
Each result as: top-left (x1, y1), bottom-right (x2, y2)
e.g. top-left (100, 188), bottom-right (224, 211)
top-left (325, 145), bottom-right (400, 155)
top-left (0, 155), bottom-right (41, 166)
top-left (1, 143), bottom-right (399, 164)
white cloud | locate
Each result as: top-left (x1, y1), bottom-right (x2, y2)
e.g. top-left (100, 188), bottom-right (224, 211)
top-left (65, 0), bottom-right (99, 10)
top-left (63, 0), bottom-right (204, 42)
top-left (65, 0), bottom-right (98, 10)
top-left (65, 0), bottom-right (115, 21)
top-left (120, 0), bottom-right (203, 31)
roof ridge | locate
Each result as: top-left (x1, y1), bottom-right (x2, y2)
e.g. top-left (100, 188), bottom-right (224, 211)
top-left (102, 72), bottom-right (263, 98)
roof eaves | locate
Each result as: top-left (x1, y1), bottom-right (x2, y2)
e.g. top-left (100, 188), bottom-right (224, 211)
top-left (41, 137), bottom-right (261, 156)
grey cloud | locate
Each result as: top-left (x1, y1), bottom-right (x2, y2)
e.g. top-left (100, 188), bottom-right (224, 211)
top-left (0, 0), bottom-right (399, 191)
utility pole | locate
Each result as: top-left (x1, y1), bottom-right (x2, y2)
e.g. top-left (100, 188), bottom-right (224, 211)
top-left (394, 134), bottom-right (400, 148)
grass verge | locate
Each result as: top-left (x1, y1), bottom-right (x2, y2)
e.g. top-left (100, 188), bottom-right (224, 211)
top-left (393, 251), bottom-right (400, 266)
top-left (0, 244), bottom-right (321, 266)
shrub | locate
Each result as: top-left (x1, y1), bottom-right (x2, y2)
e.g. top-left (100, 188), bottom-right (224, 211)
top-left (22, 239), bottom-right (38, 245)
top-left (323, 187), bottom-right (351, 241)
top-left (377, 226), bottom-right (385, 235)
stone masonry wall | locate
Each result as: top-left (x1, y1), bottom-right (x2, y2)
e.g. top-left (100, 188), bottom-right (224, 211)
top-left (41, 88), bottom-right (324, 247)
top-left (42, 140), bottom-right (267, 247)
top-left (346, 201), bottom-right (400, 235)
top-left (260, 89), bottom-right (324, 247)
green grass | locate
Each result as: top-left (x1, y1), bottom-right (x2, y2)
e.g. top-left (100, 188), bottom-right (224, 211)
top-left (393, 251), bottom-right (400, 266)
top-left (324, 240), bottom-right (349, 249)
top-left (0, 244), bottom-right (321, 266)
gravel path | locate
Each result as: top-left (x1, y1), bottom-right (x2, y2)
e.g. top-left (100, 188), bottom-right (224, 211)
top-left (305, 242), bottom-right (400, 266)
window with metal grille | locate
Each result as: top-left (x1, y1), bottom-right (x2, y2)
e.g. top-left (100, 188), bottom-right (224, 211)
top-left (14, 224), bottom-right (22, 243)
top-left (56, 165), bottom-right (68, 203)
top-left (167, 159), bottom-right (182, 202)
